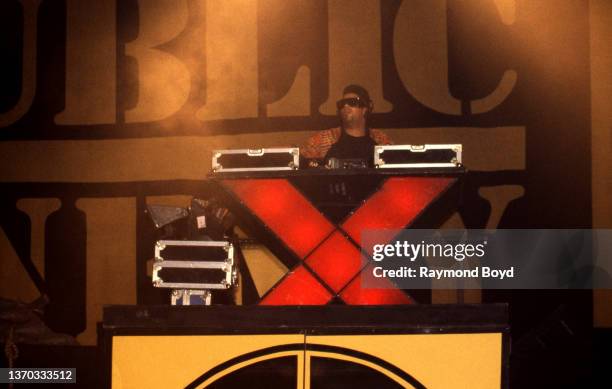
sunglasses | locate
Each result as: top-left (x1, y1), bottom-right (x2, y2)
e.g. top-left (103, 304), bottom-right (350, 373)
top-left (336, 97), bottom-right (368, 110)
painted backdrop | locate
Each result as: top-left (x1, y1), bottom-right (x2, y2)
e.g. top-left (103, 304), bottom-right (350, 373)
top-left (1, 0), bottom-right (610, 345)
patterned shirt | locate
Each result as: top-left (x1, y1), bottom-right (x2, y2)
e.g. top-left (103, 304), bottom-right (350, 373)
top-left (301, 127), bottom-right (393, 159)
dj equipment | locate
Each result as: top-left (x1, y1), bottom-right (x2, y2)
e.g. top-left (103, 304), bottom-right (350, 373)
top-left (325, 157), bottom-right (368, 169)
top-left (212, 148), bottom-right (299, 172)
top-left (374, 144), bottom-right (462, 168)
top-left (152, 240), bottom-right (237, 305)
top-left (211, 144), bottom-right (462, 172)
top-left (208, 167), bottom-right (464, 305)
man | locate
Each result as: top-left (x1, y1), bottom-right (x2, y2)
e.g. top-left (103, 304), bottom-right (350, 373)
top-left (301, 84), bottom-right (393, 166)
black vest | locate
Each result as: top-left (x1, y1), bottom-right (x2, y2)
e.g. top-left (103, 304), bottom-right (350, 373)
top-left (325, 128), bottom-right (376, 166)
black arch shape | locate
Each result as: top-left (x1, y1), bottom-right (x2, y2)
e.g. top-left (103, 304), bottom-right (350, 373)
top-left (306, 343), bottom-right (427, 389)
top-left (185, 343), bottom-right (427, 389)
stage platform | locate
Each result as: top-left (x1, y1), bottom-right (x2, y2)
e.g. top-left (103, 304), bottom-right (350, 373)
top-left (102, 304), bottom-right (508, 389)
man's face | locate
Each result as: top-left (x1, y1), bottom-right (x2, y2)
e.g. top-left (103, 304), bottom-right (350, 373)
top-left (338, 92), bottom-right (367, 126)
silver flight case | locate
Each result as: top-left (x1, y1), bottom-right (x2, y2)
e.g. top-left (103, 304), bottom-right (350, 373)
top-left (152, 240), bottom-right (236, 290)
top-left (212, 148), bottom-right (299, 172)
top-left (374, 144), bottom-right (462, 168)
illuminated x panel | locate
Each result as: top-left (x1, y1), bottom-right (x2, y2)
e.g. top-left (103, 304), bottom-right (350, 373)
top-left (304, 231), bottom-right (363, 293)
top-left (222, 176), bottom-right (456, 305)
top-left (342, 177), bottom-right (455, 247)
top-left (224, 179), bottom-right (335, 259)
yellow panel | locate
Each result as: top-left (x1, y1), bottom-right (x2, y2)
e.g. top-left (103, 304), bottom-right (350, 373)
top-left (242, 245), bottom-right (288, 296)
top-left (112, 334), bottom-right (303, 389)
top-left (307, 333), bottom-right (502, 389)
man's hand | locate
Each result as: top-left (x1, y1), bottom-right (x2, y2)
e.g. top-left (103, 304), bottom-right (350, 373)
top-left (307, 159), bottom-right (323, 168)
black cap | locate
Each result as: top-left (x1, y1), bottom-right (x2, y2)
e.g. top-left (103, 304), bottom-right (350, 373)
top-left (343, 84), bottom-right (371, 104)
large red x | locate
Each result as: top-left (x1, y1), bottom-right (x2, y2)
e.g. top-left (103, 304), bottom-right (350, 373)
top-left (222, 177), bottom-right (456, 305)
